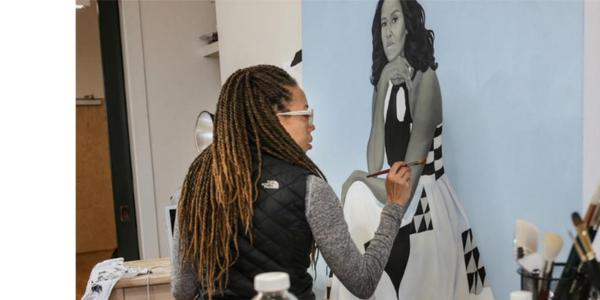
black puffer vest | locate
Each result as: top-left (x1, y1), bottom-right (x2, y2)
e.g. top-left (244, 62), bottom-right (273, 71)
top-left (207, 154), bottom-right (315, 300)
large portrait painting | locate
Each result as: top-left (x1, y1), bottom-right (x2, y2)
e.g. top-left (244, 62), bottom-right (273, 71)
top-left (328, 0), bottom-right (495, 299)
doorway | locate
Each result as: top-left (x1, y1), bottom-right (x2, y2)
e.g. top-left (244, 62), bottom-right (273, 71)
top-left (76, 0), bottom-right (139, 298)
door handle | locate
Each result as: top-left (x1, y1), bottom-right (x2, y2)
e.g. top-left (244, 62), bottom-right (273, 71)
top-left (120, 205), bottom-right (130, 222)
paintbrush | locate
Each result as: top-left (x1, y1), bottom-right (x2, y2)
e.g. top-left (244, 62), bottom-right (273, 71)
top-left (366, 159), bottom-right (426, 178)
top-left (538, 232), bottom-right (564, 297)
top-left (584, 185), bottom-right (600, 227)
top-left (572, 212), bottom-right (596, 261)
top-left (588, 185), bottom-right (600, 228)
top-left (555, 218), bottom-right (597, 299)
top-left (515, 219), bottom-right (539, 259)
top-left (555, 227), bottom-right (594, 299)
top-left (568, 230), bottom-right (587, 262)
top-left (542, 232), bottom-right (564, 276)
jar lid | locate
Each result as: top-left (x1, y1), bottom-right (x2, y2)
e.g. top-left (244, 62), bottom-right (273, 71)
top-left (254, 272), bottom-right (290, 292)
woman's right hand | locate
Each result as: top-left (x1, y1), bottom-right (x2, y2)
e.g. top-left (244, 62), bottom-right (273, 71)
top-left (385, 161), bottom-right (412, 206)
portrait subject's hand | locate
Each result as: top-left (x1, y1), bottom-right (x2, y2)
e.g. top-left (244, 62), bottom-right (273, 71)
top-left (385, 161), bottom-right (412, 206)
top-left (381, 56), bottom-right (413, 90)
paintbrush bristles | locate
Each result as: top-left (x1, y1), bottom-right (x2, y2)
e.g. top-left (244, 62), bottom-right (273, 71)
top-left (515, 220), bottom-right (539, 255)
top-left (543, 232), bottom-right (563, 262)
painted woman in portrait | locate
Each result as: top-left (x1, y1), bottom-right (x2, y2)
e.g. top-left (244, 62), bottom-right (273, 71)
top-left (330, 0), bottom-right (495, 299)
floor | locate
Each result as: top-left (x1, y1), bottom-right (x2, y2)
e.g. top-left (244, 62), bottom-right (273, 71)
top-left (76, 249), bottom-right (114, 299)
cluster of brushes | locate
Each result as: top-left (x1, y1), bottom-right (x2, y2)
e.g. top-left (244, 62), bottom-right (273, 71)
top-left (515, 219), bottom-right (563, 299)
top-left (515, 185), bottom-right (600, 300)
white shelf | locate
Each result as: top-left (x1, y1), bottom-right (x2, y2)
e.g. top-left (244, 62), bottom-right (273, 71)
top-left (201, 42), bottom-right (219, 58)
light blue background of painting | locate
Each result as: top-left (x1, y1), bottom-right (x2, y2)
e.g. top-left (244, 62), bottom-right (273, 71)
top-left (303, 0), bottom-right (583, 298)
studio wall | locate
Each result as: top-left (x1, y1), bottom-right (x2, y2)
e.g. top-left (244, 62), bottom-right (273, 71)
top-left (120, 0), bottom-right (221, 258)
top-left (303, 0), bottom-right (584, 298)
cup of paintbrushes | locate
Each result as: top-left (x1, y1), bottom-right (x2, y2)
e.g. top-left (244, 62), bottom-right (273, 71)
top-left (366, 159), bottom-right (426, 178)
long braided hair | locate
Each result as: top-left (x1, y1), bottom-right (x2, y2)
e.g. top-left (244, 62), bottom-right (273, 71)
top-left (177, 65), bottom-right (325, 299)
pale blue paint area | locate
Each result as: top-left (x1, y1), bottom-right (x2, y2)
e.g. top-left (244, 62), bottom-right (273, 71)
top-left (303, 0), bottom-right (377, 195)
top-left (304, 0), bottom-right (583, 298)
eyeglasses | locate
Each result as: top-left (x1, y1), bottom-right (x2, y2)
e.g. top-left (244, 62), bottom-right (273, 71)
top-left (276, 108), bottom-right (314, 126)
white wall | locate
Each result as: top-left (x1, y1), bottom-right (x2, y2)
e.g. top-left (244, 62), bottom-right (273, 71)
top-left (584, 0), bottom-right (600, 206)
top-left (585, 1), bottom-right (600, 255)
top-left (120, 0), bottom-right (221, 258)
top-left (215, 0), bottom-right (301, 83)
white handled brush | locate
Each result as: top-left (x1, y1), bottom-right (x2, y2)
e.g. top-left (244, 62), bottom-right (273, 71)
top-left (515, 219), bottom-right (539, 259)
top-left (542, 232), bottom-right (563, 277)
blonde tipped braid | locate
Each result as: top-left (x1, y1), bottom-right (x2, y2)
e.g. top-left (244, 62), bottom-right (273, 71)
top-left (177, 65), bottom-right (325, 299)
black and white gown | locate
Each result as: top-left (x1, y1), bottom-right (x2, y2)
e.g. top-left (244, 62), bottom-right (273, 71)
top-left (329, 79), bottom-right (494, 300)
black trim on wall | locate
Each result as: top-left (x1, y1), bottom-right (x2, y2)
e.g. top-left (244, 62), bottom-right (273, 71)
top-left (97, 0), bottom-right (140, 261)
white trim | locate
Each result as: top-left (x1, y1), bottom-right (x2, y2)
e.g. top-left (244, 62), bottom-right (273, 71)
top-left (584, 0), bottom-right (600, 208)
top-left (119, 0), bottom-right (160, 259)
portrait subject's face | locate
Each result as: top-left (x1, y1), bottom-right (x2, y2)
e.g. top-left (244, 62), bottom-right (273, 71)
top-left (381, 0), bottom-right (406, 62)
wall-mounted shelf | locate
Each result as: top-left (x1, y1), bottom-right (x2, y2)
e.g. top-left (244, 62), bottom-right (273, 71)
top-left (201, 42), bottom-right (219, 58)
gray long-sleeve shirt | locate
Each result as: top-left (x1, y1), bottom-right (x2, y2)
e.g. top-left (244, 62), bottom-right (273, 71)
top-left (171, 175), bottom-right (406, 299)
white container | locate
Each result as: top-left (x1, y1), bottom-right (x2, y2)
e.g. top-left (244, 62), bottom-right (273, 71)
top-left (252, 272), bottom-right (298, 300)
top-left (510, 290), bottom-right (533, 300)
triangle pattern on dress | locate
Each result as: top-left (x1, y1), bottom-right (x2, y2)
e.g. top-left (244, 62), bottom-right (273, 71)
top-left (462, 230), bottom-right (469, 249)
top-left (466, 255), bottom-right (478, 273)
top-left (464, 234), bottom-right (473, 253)
top-left (467, 273), bottom-right (475, 292)
top-left (475, 274), bottom-right (483, 294)
top-left (478, 267), bottom-right (487, 286)
top-left (418, 218), bottom-right (427, 232)
top-left (473, 247), bottom-right (480, 268)
top-left (415, 199), bottom-right (424, 215)
top-left (470, 273), bottom-right (478, 294)
top-left (413, 215), bottom-right (423, 232)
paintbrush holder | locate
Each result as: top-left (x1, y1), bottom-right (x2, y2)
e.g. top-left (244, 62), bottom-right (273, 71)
top-left (518, 263), bottom-right (573, 300)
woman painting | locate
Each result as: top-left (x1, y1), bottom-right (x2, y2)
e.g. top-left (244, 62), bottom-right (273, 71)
top-left (172, 65), bottom-right (413, 300)
top-left (333, 0), bottom-right (494, 299)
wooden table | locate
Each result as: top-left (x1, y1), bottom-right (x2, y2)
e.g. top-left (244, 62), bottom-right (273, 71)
top-left (109, 258), bottom-right (174, 300)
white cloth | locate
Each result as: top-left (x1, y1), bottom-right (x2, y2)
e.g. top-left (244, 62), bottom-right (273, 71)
top-left (81, 258), bottom-right (147, 300)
